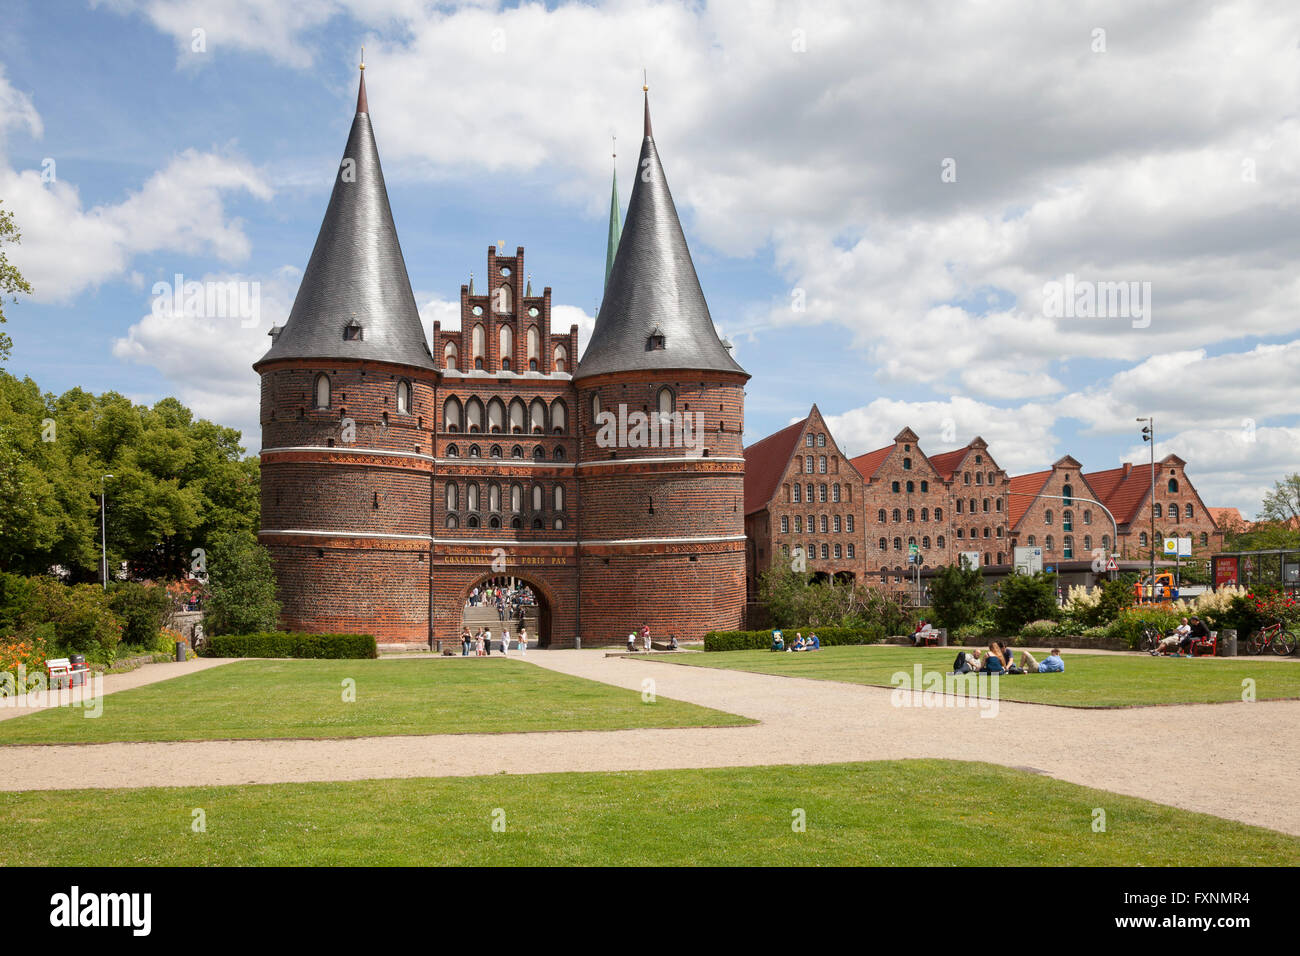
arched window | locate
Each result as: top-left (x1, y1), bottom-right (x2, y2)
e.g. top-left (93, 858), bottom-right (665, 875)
top-left (466, 397), bottom-right (484, 433)
top-left (532, 518), bottom-right (543, 530)
top-left (467, 483), bottom-right (480, 512)
top-left (443, 397), bottom-right (462, 432)
top-left (530, 399), bottom-right (546, 434)
top-left (907, 508), bottom-right (915, 522)
top-left (903, 457), bottom-right (912, 470)
top-left (551, 400), bottom-right (568, 434)
top-left (1200, 532), bottom-right (1208, 546)
top-left (937, 535), bottom-right (945, 548)
top-left (1062, 510), bottom-right (1073, 531)
top-left (1185, 504), bottom-right (1194, 519)
top-left (1063, 536), bottom-right (1074, 559)
top-left (313, 373), bottom-right (330, 409)
top-left (590, 392), bottom-right (601, 422)
top-left (527, 326), bottom-right (540, 365)
top-left (920, 480), bottom-right (928, 493)
top-left (892, 508), bottom-right (901, 522)
top-left (472, 324), bottom-right (485, 366)
top-left (891, 481), bottom-right (900, 493)
top-left (1027, 535), bottom-right (1035, 546)
top-left (1084, 534), bottom-right (1092, 551)
top-left (510, 484), bottom-right (522, 513)
top-left (554, 344), bottom-right (567, 373)
top-left (490, 445), bottom-right (502, 459)
top-left (553, 447), bottom-right (566, 461)
top-left (509, 399), bottom-right (526, 434)
top-left (489, 484), bottom-right (501, 512)
top-left (920, 507), bottom-right (928, 521)
top-left (510, 445), bottom-right (523, 459)
top-left (1062, 484), bottom-right (1073, 506)
top-left (445, 483), bottom-right (458, 511)
top-left (468, 444), bottom-right (481, 458)
top-left (1152, 503), bottom-right (1162, 519)
top-left (532, 485), bottom-right (543, 511)
top-left (533, 446), bottom-right (545, 461)
top-left (832, 484), bottom-right (841, 502)
top-left (934, 508), bottom-right (942, 521)
top-left (1139, 532), bottom-right (1149, 547)
top-left (657, 387), bottom-right (675, 415)
top-left (488, 398), bottom-right (505, 433)
top-left (878, 508), bottom-right (887, 522)
top-left (975, 472), bottom-right (982, 485)
top-left (820, 515), bottom-right (828, 533)
top-left (467, 515), bottom-right (479, 529)
top-left (1168, 478), bottom-right (1179, 493)
top-left (489, 516), bottom-right (501, 529)
top-left (498, 325), bottom-right (513, 366)
top-left (443, 342), bottom-right (458, 370)
top-left (833, 515), bottom-right (842, 533)
top-left (445, 514), bottom-right (458, 529)
top-left (894, 537), bottom-right (902, 550)
top-left (878, 537), bottom-right (887, 550)
top-left (1045, 534), bottom-right (1054, 552)
top-left (922, 536), bottom-right (931, 549)
top-left (905, 480), bottom-right (914, 493)
top-left (446, 443), bottom-right (459, 458)
top-left (554, 517), bottom-right (565, 530)
top-left (495, 283), bottom-right (513, 314)
top-left (1045, 509), bottom-right (1053, 525)
top-left (396, 380), bottom-right (412, 415)
top-left (554, 486), bottom-right (565, 510)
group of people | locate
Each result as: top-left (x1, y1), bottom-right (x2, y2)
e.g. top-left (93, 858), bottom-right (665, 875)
top-left (625, 625), bottom-right (678, 652)
top-left (1150, 616), bottom-right (1211, 657)
top-left (952, 642), bottom-right (1065, 675)
top-left (460, 626), bottom-right (528, 657)
top-left (770, 630), bottom-right (821, 652)
top-left (466, 583), bottom-right (537, 623)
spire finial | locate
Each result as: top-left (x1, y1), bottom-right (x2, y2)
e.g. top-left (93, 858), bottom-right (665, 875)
top-left (642, 72), bottom-right (652, 138)
top-left (612, 134), bottom-right (617, 163)
top-left (356, 50), bottom-right (368, 113)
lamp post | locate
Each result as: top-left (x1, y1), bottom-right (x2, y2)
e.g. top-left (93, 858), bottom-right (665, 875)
top-left (101, 474), bottom-right (115, 590)
top-left (1138, 418), bottom-right (1155, 592)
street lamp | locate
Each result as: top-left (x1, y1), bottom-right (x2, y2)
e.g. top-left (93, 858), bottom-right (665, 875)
top-left (1137, 418), bottom-right (1155, 593)
top-left (101, 474), bottom-right (115, 590)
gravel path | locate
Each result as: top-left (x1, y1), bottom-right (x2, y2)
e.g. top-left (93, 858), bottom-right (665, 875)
top-left (3, 650), bottom-right (1297, 836)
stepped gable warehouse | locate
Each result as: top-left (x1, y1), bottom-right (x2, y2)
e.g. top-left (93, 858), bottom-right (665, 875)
top-left (255, 66), bottom-right (747, 647)
top-left (743, 408), bottom-right (1225, 596)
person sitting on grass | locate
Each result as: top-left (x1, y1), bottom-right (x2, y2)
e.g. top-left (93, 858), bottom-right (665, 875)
top-left (981, 642), bottom-right (1006, 674)
top-left (792, 633), bottom-right (807, 652)
top-left (1019, 648), bottom-right (1065, 673)
top-left (808, 632), bottom-right (821, 651)
top-left (952, 648), bottom-right (981, 674)
top-left (771, 630), bottom-right (785, 652)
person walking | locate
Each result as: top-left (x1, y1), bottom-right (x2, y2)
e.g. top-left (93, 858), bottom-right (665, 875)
top-left (500, 628), bottom-right (510, 657)
top-left (518, 627), bottom-right (527, 657)
top-left (641, 624), bottom-right (651, 652)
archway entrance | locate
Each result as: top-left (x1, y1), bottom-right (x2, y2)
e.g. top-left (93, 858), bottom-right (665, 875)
top-left (461, 575), bottom-right (552, 648)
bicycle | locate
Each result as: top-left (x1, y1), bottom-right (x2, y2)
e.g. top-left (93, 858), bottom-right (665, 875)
top-left (1138, 622), bottom-right (1163, 653)
top-left (1246, 620), bottom-right (1297, 656)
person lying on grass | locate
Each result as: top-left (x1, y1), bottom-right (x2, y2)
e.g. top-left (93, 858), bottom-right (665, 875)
top-left (1018, 649), bottom-right (1065, 673)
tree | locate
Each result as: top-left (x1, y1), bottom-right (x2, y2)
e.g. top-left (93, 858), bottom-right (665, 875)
top-left (0, 200), bottom-right (33, 369)
top-left (995, 572), bottom-right (1059, 633)
top-left (1259, 474), bottom-right (1300, 525)
top-left (928, 562), bottom-right (987, 630)
top-left (204, 530), bottom-right (280, 635)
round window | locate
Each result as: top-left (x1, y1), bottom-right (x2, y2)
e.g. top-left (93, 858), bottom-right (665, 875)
top-left (501, 267), bottom-right (511, 276)
top-left (472, 306), bottom-right (483, 316)
top-left (528, 307), bottom-right (539, 317)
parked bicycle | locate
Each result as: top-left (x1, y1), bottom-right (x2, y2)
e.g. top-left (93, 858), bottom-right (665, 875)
top-left (1138, 621), bottom-right (1163, 653)
top-left (1246, 620), bottom-right (1297, 656)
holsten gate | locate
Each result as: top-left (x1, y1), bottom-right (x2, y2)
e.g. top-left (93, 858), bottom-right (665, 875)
top-left (254, 66), bottom-right (749, 647)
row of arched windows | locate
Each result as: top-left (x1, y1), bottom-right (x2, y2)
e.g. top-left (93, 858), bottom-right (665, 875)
top-left (798, 455), bottom-right (838, 475)
top-left (785, 542), bottom-right (855, 560)
top-left (879, 535), bottom-right (948, 552)
top-left (444, 443), bottom-right (565, 461)
top-left (787, 482), bottom-right (850, 504)
top-left (444, 481), bottom-right (566, 530)
top-left (956, 498), bottom-right (1004, 514)
top-left (879, 507), bottom-right (945, 523)
top-left (890, 479), bottom-right (933, 493)
top-left (1152, 503), bottom-right (1195, 520)
top-left (780, 514), bottom-right (856, 534)
top-left (444, 396), bottom-right (567, 435)
top-left (444, 326), bottom-right (568, 373)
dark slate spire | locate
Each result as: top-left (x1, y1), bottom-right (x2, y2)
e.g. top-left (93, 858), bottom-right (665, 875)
top-left (576, 90), bottom-right (746, 381)
top-left (257, 60), bottom-right (433, 370)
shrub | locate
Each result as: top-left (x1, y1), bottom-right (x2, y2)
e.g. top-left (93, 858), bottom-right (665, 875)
top-left (951, 619), bottom-right (998, 645)
top-left (0, 622), bottom-right (52, 676)
top-left (24, 578), bottom-right (123, 661)
top-left (199, 632), bottom-right (377, 659)
top-left (703, 626), bottom-right (884, 652)
top-left (1107, 605), bottom-right (1181, 649)
top-left (205, 530), bottom-right (281, 636)
top-left (108, 581), bottom-right (171, 650)
top-left (1019, 619), bottom-right (1058, 640)
top-left (995, 572), bottom-right (1058, 633)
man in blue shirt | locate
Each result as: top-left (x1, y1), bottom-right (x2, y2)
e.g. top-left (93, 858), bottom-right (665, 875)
top-left (1019, 648), bottom-right (1065, 673)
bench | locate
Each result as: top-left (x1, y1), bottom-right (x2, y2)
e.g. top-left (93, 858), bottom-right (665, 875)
top-left (1191, 631), bottom-right (1218, 657)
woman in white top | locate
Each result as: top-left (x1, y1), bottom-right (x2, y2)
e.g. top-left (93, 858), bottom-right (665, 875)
top-left (500, 629), bottom-right (509, 656)
top-left (518, 627), bottom-right (527, 656)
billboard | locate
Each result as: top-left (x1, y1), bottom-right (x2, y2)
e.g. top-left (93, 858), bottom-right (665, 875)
top-left (959, 551), bottom-right (982, 571)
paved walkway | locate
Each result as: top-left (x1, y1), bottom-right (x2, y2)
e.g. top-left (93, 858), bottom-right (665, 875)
top-left (2, 650), bottom-right (1297, 836)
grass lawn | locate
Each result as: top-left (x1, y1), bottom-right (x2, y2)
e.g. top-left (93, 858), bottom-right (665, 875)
top-left (668, 645), bottom-right (1300, 708)
top-left (0, 658), bottom-right (752, 744)
top-left (0, 759), bottom-right (1294, 865)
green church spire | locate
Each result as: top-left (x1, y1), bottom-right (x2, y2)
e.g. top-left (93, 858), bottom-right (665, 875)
top-left (605, 136), bottom-right (622, 291)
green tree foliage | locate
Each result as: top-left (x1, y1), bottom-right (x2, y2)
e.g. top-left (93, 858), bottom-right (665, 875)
top-left (0, 371), bottom-right (259, 580)
top-left (758, 570), bottom-right (908, 633)
top-left (20, 577), bottom-right (123, 661)
top-left (995, 572), bottom-right (1059, 633)
top-left (928, 562), bottom-right (987, 630)
top-left (205, 530), bottom-right (280, 636)
top-left (107, 581), bottom-right (171, 650)
top-left (1259, 474), bottom-right (1300, 525)
top-left (0, 200), bottom-right (33, 369)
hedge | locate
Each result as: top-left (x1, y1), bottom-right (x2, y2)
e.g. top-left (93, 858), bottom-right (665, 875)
top-left (704, 626), bottom-right (884, 652)
top-left (199, 632), bottom-right (378, 659)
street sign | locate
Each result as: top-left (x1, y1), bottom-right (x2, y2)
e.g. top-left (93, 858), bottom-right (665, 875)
top-left (1164, 537), bottom-right (1193, 557)
top-left (1105, 558), bottom-right (1119, 572)
top-left (1013, 546), bottom-right (1043, 575)
top-left (959, 551), bottom-right (982, 571)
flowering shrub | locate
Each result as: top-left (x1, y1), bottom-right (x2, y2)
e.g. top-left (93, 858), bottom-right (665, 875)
top-left (1107, 605), bottom-right (1182, 648)
top-left (1248, 589), bottom-right (1299, 627)
top-left (1020, 619), bottom-right (1059, 639)
top-left (0, 624), bottom-right (52, 677)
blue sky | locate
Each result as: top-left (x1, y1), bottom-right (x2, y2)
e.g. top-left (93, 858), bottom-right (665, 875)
top-left (2, 0), bottom-right (1298, 517)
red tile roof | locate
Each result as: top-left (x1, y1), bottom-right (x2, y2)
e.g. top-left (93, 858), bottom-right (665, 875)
top-left (927, 446), bottom-right (968, 481)
top-left (849, 444), bottom-right (892, 481)
top-left (743, 417), bottom-right (807, 515)
top-left (1083, 463), bottom-right (1155, 526)
top-left (1208, 507), bottom-right (1247, 531)
top-left (1007, 470), bottom-right (1051, 529)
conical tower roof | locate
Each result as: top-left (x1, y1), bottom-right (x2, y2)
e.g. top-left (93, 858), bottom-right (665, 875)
top-left (576, 92), bottom-right (746, 381)
top-left (257, 67), bottom-right (433, 370)
top-left (605, 142), bottom-right (622, 290)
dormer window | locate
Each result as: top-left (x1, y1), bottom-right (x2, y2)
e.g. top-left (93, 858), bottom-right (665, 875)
top-left (646, 326), bottom-right (666, 351)
top-left (344, 319), bottom-right (363, 341)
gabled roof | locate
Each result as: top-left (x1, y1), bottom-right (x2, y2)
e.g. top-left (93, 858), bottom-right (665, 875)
top-left (1083, 462), bottom-right (1156, 526)
top-left (576, 93), bottom-right (746, 380)
top-left (257, 68), bottom-right (433, 370)
top-left (927, 446), bottom-right (968, 481)
top-left (743, 416), bottom-right (807, 515)
top-left (1007, 470), bottom-right (1052, 529)
top-left (1208, 507), bottom-right (1245, 527)
top-left (849, 444), bottom-right (893, 481)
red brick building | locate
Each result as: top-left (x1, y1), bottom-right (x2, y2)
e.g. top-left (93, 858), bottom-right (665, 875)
top-left (256, 69), bottom-right (746, 647)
